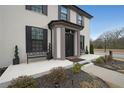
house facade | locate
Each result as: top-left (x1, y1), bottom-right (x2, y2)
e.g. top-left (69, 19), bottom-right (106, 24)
top-left (0, 5), bottom-right (92, 67)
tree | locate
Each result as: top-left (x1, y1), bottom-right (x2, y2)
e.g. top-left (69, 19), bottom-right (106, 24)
top-left (93, 27), bottom-right (124, 49)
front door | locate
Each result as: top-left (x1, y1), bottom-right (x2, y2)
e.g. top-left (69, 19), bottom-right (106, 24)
top-left (65, 29), bottom-right (74, 57)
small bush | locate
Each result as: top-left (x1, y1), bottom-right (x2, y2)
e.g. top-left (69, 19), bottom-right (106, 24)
top-left (47, 67), bottom-right (67, 84)
top-left (85, 46), bottom-right (89, 54)
top-left (80, 79), bottom-right (106, 88)
top-left (95, 57), bottom-right (105, 65)
top-left (71, 63), bottom-right (82, 74)
top-left (8, 76), bottom-right (37, 88)
top-left (90, 44), bottom-right (94, 54)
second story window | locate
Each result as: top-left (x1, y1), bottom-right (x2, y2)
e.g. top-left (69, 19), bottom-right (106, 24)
top-left (59, 6), bottom-right (69, 21)
top-left (77, 14), bottom-right (83, 26)
top-left (26, 5), bottom-right (47, 15)
top-left (31, 5), bottom-right (42, 13)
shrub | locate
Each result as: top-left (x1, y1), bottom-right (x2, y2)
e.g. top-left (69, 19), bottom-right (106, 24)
top-left (47, 43), bottom-right (53, 60)
top-left (47, 67), bottom-right (67, 84)
top-left (95, 57), bottom-right (105, 65)
top-left (80, 79), bottom-right (106, 88)
top-left (71, 63), bottom-right (82, 74)
top-left (85, 46), bottom-right (89, 54)
top-left (8, 76), bottom-right (37, 88)
top-left (90, 44), bottom-right (94, 54)
top-left (13, 45), bottom-right (20, 65)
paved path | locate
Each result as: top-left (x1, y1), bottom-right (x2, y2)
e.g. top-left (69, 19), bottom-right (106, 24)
top-left (82, 63), bottom-right (124, 87)
top-left (0, 54), bottom-right (101, 87)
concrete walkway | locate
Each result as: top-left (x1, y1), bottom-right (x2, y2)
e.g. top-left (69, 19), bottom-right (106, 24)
top-left (80, 54), bottom-right (101, 61)
top-left (0, 54), bottom-right (100, 87)
top-left (82, 63), bottom-right (124, 87)
top-left (0, 60), bottom-right (73, 87)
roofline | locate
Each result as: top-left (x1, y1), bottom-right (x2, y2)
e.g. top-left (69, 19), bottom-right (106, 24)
top-left (65, 5), bottom-right (93, 19)
top-left (48, 20), bottom-right (84, 30)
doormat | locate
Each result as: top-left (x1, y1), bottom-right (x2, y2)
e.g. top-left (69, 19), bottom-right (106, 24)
top-left (66, 57), bottom-right (85, 62)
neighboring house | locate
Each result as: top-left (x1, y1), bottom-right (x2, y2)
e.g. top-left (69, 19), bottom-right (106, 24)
top-left (0, 5), bottom-right (93, 67)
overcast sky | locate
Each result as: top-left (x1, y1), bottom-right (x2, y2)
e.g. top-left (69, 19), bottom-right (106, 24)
top-left (78, 5), bottom-right (124, 40)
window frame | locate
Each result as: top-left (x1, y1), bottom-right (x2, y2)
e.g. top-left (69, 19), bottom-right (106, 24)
top-left (26, 5), bottom-right (48, 16)
top-left (59, 6), bottom-right (70, 21)
top-left (80, 35), bottom-right (85, 50)
top-left (26, 26), bottom-right (48, 53)
top-left (77, 14), bottom-right (83, 26)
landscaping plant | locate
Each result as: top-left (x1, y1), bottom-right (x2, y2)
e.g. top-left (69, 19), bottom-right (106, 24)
top-left (90, 44), bottom-right (94, 54)
top-left (8, 76), bottom-right (37, 88)
top-left (47, 67), bottom-right (67, 84)
top-left (47, 43), bottom-right (53, 60)
top-left (13, 45), bottom-right (20, 65)
top-left (95, 57), bottom-right (105, 65)
top-left (85, 46), bottom-right (89, 54)
top-left (80, 79), bottom-right (108, 88)
top-left (71, 63), bottom-right (82, 74)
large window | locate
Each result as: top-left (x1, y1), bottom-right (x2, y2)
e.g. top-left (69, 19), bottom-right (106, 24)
top-left (31, 27), bottom-right (44, 52)
top-left (26, 26), bottom-right (47, 53)
top-left (77, 14), bottom-right (83, 26)
top-left (59, 6), bottom-right (69, 21)
top-left (26, 5), bottom-right (47, 15)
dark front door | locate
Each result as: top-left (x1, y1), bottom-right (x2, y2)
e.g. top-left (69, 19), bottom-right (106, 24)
top-left (65, 29), bottom-right (74, 57)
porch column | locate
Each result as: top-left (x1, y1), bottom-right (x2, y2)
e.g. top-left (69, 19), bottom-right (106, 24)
top-left (74, 31), bottom-right (77, 56)
top-left (56, 27), bottom-right (61, 59)
top-left (52, 27), bottom-right (65, 60)
top-left (77, 31), bottom-right (80, 56)
top-left (61, 28), bottom-right (65, 60)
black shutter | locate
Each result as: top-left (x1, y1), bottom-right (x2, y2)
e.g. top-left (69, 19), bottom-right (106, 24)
top-left (43, 29), bottom-right (48, 52)
top-left (83, 36), bottom-right (85, 49)
top-left (25, 5), bottom-right (32, 10)
top-left (26, 26), bottom-right (32, 52)
top-left (42, 5), bottom-right (47, 15)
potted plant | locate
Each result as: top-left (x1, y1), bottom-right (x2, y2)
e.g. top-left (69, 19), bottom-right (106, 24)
top-left (85, 46), bottom-right (89, 54)
top-left (47, 43), bottom-right (53, 60)
top-left (13, 45), bottom-right (20, 65)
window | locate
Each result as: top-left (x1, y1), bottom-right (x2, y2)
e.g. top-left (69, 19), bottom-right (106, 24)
top-left (31, 27), bottom-right (44, 52)
top-left (59, 6), bottom-right (69, 21)
top-left (80, 35), bottom-right (85, 50)
top-left (26, 5), bottom-right (47, 15)
top-left (31, 5), bottom-right (42, 13)
top-left (26, 26), bottom-right (47, 53)
top-left (77, 14), bottom-right (83, 26)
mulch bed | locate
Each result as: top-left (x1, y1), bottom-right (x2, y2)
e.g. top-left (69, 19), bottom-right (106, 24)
top-left (36, 69), bottom-right (109, 88)
top-left (94, 60), bottom-right (124, 74)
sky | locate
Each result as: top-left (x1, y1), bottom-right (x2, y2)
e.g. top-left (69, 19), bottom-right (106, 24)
top-left (78, 5), bottom-right (124, 40)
